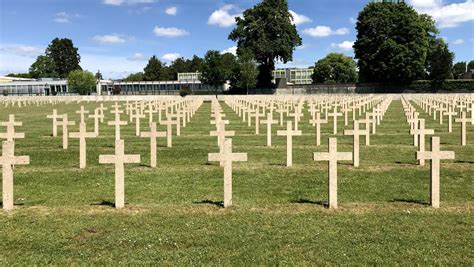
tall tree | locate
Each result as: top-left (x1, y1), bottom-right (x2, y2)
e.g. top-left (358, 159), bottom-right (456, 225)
top-left (29, 55), bottom-right (58, 78)
top-left (452, 62), bottom-right (467, 79)
top-left (189, 55), bottom-right (204, 72)
top-left (95, 70), bottom-right (103, 80)
top-left (169, 57), bottom-right (191, 80)
top-left (230, 49), bottom-right (258, 94)
top-left (312, 53), bottom-right (358, 84)
top-left (468, 60), bottom-right (474, 71)
top-left (45, 38), bottom-right (81, 78)
top-left (229, 0), bottom-right (302, 88)
top-left (354, 2), bottom-right (431, 83)
top-left (201, 50), bottom-right (230, 93)
top-left (425, 38), bottom-right (454, 82)
top-left (143, 56), bottom-right (165, 81)
top-left (67, 70), bottom-right (96, 95)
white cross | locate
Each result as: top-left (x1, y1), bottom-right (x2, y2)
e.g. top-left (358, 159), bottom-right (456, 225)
top-left (0, 141), bottom-right (30, 211)
top-left (99, 139), bottom-right (140, 209)
top-left (309, 112), bottom-right (327, 146)
top-left (455, 111), bottom-right (472, 146)
top-left (416, 136), bottom-right (455, 208)
top-left (208, 138), bottom-right (247, 208)
top-left (46, 109), bottom-right (62, 137)
top-left (277, 121), bottom-right (302, 167)
top-left (160, 116), bottom-right (178, 148)
top-left (108, 108), bottom-right (127, 141)
top-left (343, 120), bottom-right (367, 167)
top-left (76, 106), bottom-right (89, 124)
top-left (69, 122), bottom-right (97, 169)
top-left (140, 122), bottom-right (166, 168)
top-left (57, 114), bottom-right (75, 150)
top-left (261, 112), bottom-right (278, 147)
top-left (313, 137), bottom-right (352, 209)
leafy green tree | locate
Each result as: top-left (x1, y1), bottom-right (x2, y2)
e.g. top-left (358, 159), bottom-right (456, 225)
top-left (95, 70), bottom-right (103, 80)
top-left (124, 72), bottom-right (144, 81)
top-left (169, 57), bottom-right (190, 80)
top-left (45, 38), bottom-right (81, 78)
top-left (67, 70), bottom-right (96, 95)
top-left (189, 55), bottom-right (204, 72)
top-left (29, 55), bottom-right (58, 79)
top-left (425, 38), bottom-right (454, 82)
top-left (452, 62), bottom-right (467, 79)
top-left (229, 0), bottom-right (302, 88)
top-left (230, 49), bottom-right (258, 94)
top-left (144, 56), bottom-right (166, 81)
top-left (354, 2), bottom-right (431, 83)
top-left (468, 60), bottom-right (474, 71)
top-left (312, 53), bottom-right (358, 84)
top-left (201, 50), bottom-right (231, 93)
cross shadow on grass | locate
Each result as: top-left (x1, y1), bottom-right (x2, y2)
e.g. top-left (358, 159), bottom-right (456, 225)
top-left (455, 160), bottom-right (474, 164)
top-left (91, 200), bottom-right (116, 207)
top-left (0, 202), bottom-right (25, 207)
top-left (193, 199), bottom-right (223, 207)
top-left (389, 198), bottom-right (430, 206)
top-left (292, 198), bottom-right (328, 208)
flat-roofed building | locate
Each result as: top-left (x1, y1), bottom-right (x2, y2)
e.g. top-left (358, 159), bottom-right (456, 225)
top-left (0, 78), bottom-right (68, 96)
top-left (272, 68), bottom-right (314, 85)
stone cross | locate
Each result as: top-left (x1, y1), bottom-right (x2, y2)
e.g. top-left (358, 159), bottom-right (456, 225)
top-left (0, 114), bottom-right (25, 159)
top-left (328, 108), bottom-right (342, 134)
top-left (0, 141), bottom-right (30, 210)
top-left (140, 122), bottom-right (166, 168)
top-left (208, 138), bottom-right (247, 208)
top-left (455, 111), bottom-right (472, 146)
top-left (210, 120), bottom-right (235, 150)
top-left (359, 112), bottom-right (372, 146)
top-left (309, 112), bottom-right (328, 146)
top-left (76, 106), bottom-right (89, 124)
top-left (277, 121), bottom-right (302, 167)
top-left (99, 139), bottom-right (140, 209)
top-left (47, 109), bottom-right (62, 137)
top-left (108, 109), bottom-right (127, 141)
top-left (416, 136), bottom-right (455, 208)
top-left (313, 138), bottom-right (352, 209)
top-left (444, 107), bottom-right (458, 133)
top-left (88, 108), bottom-right (102, 137)
top-left (69, 122), bottom-right (97, 169)
top-left (57, 114), bottom-right (75, 150)
top-left (160, 116), bottom-right (178, 148)
top-left (131, 109), bottom-right (146, 137)
top-left (343, 120), bottom-right (367, 167)
top-left (261, 112), bottom-right (278, 147)
top-left (98, 103), bottom-right (108, 123)
top-left (410, 119), bottom-right (434, 166)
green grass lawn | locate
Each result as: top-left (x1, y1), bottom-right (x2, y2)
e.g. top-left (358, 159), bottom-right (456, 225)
top-left (0, 98), bottom-right (472, 265)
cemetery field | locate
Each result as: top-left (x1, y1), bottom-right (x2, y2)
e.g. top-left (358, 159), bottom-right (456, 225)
top-left (0, 99), bottom-right (473, 265)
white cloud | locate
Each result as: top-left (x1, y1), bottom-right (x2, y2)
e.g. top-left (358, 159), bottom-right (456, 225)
top-left (127, 53), bottom-right (147, 61)
top-left (408, 0), bottom-right (474, 28)
top-left (452, 39), bottom-right (465, 45)
top-left (165, 6), bottom-right (177, 16)
top-left (222, 46), bottom-right (237, 55)
top-left (296, 44), bottom-right (310, 50)
top-left (0, 44), bottom-right (43, 57)
top-left (208, 5), bottom-right (242, 28)
top-left (53, 12), bottom-right (81, 23)
top-left (162, 53), bottom-right (181, 62)
top-left (80, 54), bottom-right (146, 79)
top-left (302, 26), bottom-right (349, 37)
top-left (0, 45), bottom-right (44, 75)
top-left (331, 41), bottom-right (355, 51)
top-left (93, 34), bottom-right (126, 44)
top-left (349, 17), bottom-right (357, 24)
top-left (103, 0), bottom-right (154, 6)
top-left (289, 10), bottom-right (312, 26)
top-left (153, 26), bottom-right (189, 37)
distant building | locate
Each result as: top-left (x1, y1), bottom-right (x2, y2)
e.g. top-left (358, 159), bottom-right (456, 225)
top-left (0, 78), bottom-right (68, 95)
top-left (272, 68), bottom-right (314, 85)
top-left (178, 72), bottom-right (201, 82)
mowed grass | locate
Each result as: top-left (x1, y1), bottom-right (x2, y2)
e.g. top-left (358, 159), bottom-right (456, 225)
top-left (0, 98), bottom-right (472, 265)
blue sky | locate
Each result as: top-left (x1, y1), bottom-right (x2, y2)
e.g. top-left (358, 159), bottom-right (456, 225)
top-left (0, 0), bottom-right (473, 79)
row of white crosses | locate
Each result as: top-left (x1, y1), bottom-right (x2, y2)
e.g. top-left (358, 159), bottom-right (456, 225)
top-left (401, 96), bottom-right (456, 208)
top-left (410, 94), bottom-right (473, 146)
top-left (208, 99), bottom-right (247, 208)
top-left (42, 100), bottom-right (202, 209)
